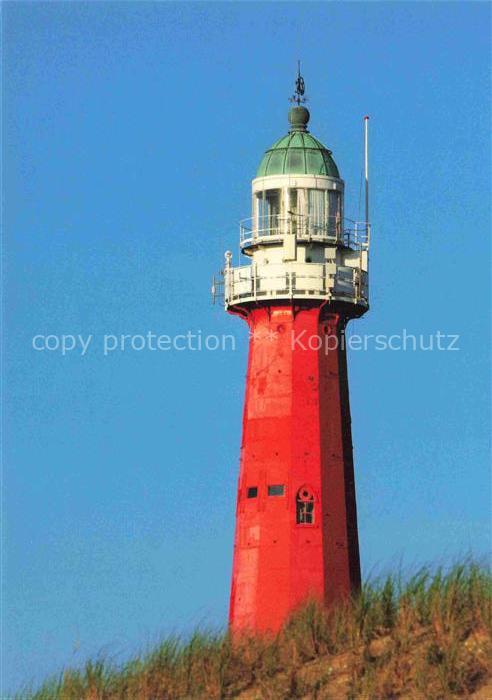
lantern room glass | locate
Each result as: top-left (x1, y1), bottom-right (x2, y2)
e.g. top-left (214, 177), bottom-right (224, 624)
top-left (305, 189), bottom-right (342, 238)
top-left (253, 187), bottom-right (343, 240)
top-left (256, 189), bottom-right (280, 235)
top-left (308, 190), bottom-right (326, 234)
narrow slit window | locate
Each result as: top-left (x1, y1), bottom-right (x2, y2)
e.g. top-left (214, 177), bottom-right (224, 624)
top-left (247, 487), bottom-right (258, 498)
top-left (296, 487), bottom-right (315, 524)
top-left (268, 484), bottom-right (285, 496)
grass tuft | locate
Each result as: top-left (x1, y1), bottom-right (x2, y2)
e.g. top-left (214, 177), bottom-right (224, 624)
top-left (17, 560), bottom-right (492, 699)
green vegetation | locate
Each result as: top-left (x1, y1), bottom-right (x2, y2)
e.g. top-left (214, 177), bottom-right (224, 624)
top-left (19, 561), bottom-right (491, 699)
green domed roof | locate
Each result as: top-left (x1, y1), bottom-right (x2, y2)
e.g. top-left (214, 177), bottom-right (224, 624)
top-left (256, 107), bottom-right (340, 178)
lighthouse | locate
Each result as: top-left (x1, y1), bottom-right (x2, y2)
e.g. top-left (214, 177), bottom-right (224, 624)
top-left (215, 70), bottom-right (370, 633)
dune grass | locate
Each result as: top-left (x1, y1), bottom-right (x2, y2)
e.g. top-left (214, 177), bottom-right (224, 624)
top-left (18, 561), bottom-right (491, 699)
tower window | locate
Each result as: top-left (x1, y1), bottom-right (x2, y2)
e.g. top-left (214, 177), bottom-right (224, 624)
top-left (268, 484), bottom-right (285, 496)
top-left (296, 486), bottom-right (315, 524)
top-left (247, 487), bottom-right (258, 498)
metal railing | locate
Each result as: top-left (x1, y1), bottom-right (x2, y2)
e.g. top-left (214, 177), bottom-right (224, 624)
top-left (211, 273), bottom-right (224, 304)
top-left (221, 262), bottom-right (368, 307)
top-left (239, 215), bottom-right (370, 251)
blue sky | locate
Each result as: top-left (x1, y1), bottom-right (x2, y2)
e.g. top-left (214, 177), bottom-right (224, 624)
top-left (4, 1), bottom-right (491, 693)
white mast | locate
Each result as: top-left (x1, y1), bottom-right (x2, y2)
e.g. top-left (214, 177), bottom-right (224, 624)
top-left (364, 116), bottom-right (369, 229)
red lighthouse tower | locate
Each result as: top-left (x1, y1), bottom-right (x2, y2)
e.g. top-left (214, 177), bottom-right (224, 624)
top-left (218, 73), bottom-right (370, 633)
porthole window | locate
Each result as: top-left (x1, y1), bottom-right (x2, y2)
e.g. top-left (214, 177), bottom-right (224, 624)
top-left (247, 487), bottom-right (258, 498)
top-left (296, 486), bottom-right (315, 524)
top-left (268, 484), bottom-right (285, 497)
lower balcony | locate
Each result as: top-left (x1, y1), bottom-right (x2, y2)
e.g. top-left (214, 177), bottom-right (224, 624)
top-left (221, 262), bottom-right (368, 308)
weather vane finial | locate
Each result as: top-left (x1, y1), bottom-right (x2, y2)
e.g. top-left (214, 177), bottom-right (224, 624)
top-left (290, 60), bottom-right (307, 106)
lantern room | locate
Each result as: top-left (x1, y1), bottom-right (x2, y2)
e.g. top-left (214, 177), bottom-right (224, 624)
top-left (213, 95), bottom-right (370, 316)
top-left (247, 106), bottom-right (345, 245)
